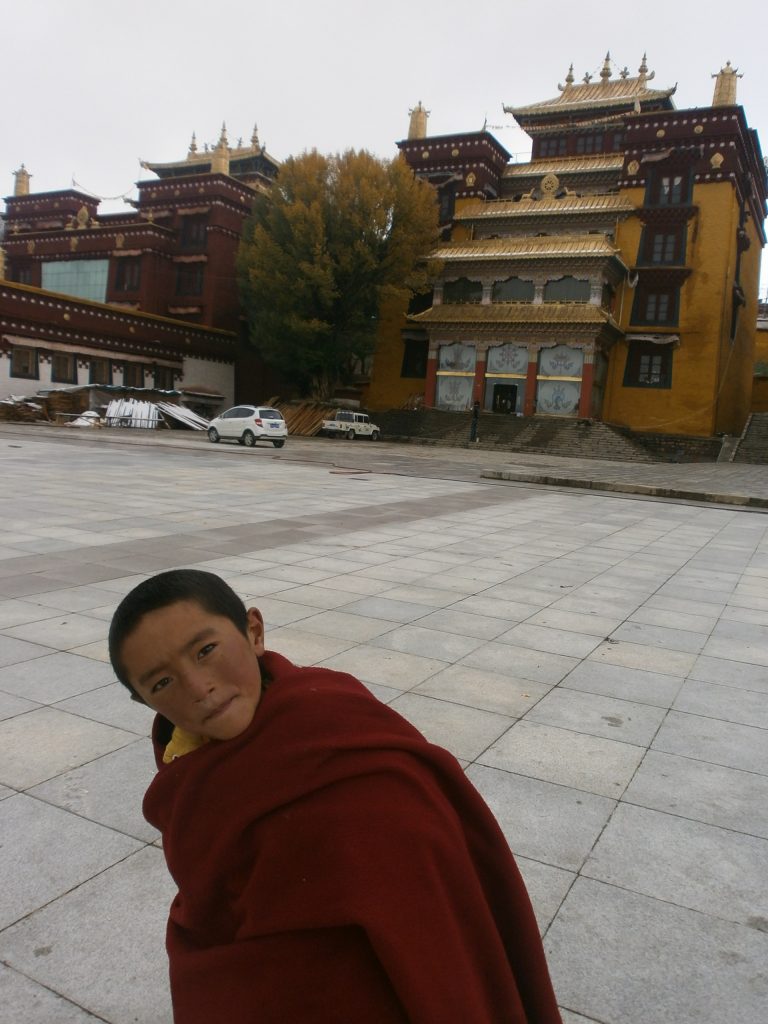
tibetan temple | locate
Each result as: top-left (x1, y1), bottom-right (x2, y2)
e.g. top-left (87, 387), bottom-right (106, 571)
top-left (0, 125), bottom-right (279, 410)
top-left (368, 56), bottom-right (767, 439)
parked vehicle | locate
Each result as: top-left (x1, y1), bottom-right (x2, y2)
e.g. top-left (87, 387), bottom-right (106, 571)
top-left (207, 406), bottom-right (288, 448)
top-left (320, 409), bottom-right (380, 441)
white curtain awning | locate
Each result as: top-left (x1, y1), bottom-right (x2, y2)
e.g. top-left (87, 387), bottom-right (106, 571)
top-left (626, 333), bottom-right (680, 346)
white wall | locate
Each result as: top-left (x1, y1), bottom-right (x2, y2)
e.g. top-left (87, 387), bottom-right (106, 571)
top-left (182, 356), bottom-right (235, 408)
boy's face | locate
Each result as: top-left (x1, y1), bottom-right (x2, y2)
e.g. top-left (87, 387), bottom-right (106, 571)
top-left (121, 600), bottom-right (266, 741)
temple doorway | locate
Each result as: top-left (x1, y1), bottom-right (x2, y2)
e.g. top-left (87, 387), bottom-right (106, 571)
top-left (492, 383), bottom-right (518, 414)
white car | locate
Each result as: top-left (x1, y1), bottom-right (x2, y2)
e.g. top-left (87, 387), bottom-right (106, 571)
top-left (320, 410), bottom-right (380, 440)
top-left (207, 406), bottom-right (288, 448)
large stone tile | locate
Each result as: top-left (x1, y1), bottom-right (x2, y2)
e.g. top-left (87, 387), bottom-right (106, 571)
top-left (372, 624), bottom-right (484, 662)
top-left (414, 663), bottom-right (552, 717)
top-left (0, 651), bottom-right (116, 704)
top-left (0, 689), bottom-right (40, 721)
top-left (449, 595), bottom-right (543, 622)
top-left (545, 878), bottom-right (768, 1024)
top-left (0, 707), bottom-right (137, 789)
top-left (561, 660), bottom-right (684, 708)
top-left (386, 691), bottom-right (513, 760)
top-left (29, 585), bottom-right (122, 613)
top-left (460, 642), bottom-right (577, 685)
top-left (525, 608), bottom-right (623, 637)
top-left (0, 793), bottom-right (142, 929)
top-left (514, 855), bottom-right (575, 934)
top-left (702, 633), bottom-right (768, 667)
top-left (261, 627), bottom-right (355, 665)
top-left (652, 711), bottom-right (768, 775)
top-left (340, 596), bottom-right (437, 623)
top-left (608, 620), bottom-right (708, 654)
top-left (290, 609), bottom-right (395, 642)
top-left (0, 598), bottom-right (66, 628)
top-left (587, 639), bottom-right (697, 677)
top-left (466, 764), bottom-right (615, 872)
top-left (672, 677), bottom-right (768, 728)
top-left (584, 802), bottom-right (768, 928)
top-left (0, 633), bottom-right (56, 667)
top-left (28, 739), bottom-right (159, 843)
top-left (628, 604), bottom-right (719, 633)
top-left (3, 612), bottom-right (109, 650)
top-left (269, 584), bottom-right (360, 610)
top-left (0, 847), bottom-right (174, 1024)
top-left (526, 687), bottom-right (666, 746)
top-left (319, 644), bottom-right (448, 689)
top-left (689, 654), bottom-right (768, 693)
top-left (54, 683), bottom-right (155, 735)
top-left (0, 964), bottom-right (105, 1023)
top-left (480, 720), bottom-right (644, 798)
top-left (496, 623), bottom-right (603, 659)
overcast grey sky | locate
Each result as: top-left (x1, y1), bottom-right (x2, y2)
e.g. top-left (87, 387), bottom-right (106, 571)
top-left (4, 0), bottom-right (767, 294)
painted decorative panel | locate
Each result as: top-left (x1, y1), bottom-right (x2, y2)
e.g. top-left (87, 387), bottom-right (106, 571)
top-left (487, 344), bottom-right (528, 374)
top-left (436, 375), bottom-right (474, 410)
top-left (539, 345), bottom-right (584, 378)
top-left (438, 343), bottom-right (476, 371)
top-left (537, 379), bottom-right (581, 415)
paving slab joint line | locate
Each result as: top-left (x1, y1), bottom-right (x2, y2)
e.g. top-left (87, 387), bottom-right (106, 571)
top-left (480, 470), bottom-right (768, 509)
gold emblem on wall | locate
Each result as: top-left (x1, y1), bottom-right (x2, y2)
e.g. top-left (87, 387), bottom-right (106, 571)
top-left (627, 160), bottom-right (640, 176)
top-left (116, 233), bottom-right (125, 249)
top-left (540, 173), bottom-right (559, 194)
top-left (422, 150), bottom-right (429, 159)
top-left (710, 152), bottom-right (725, 169)
top-left (76, 205), bottom-right (90, 228)
top-left (26, 240), bottom-right (35, 254)
top-left (466, 172), bottom-right (477, 187)
top-left (70, 236), bottom-right (79, 251)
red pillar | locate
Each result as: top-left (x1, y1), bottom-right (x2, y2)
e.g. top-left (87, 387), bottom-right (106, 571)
top-left (523, 356), bottom-right (538, 416)
top-left (578, 358), bottom-right (595, 418)
top-left (424, 352), bottom-right (437, 408)
top-left (473, 353), bottom-right (486, 405)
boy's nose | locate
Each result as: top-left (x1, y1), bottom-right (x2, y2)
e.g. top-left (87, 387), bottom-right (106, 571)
top-left (184, 672), bottom-right (215, 702)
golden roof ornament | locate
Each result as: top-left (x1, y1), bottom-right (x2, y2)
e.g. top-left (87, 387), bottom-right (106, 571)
top-left (13, 163), bottom-right (31, 197)
top-left (600, 53), bottom-right (612, 81)
top-left (712, 61), bottom-right (741, 106)
top-left (638, 54), bottom-right (655, 85)
top-left (188, 132), bottom-right (198, 156)
top-left (558, 64), bottom-right (575, 92)
top-left (211, 122), bottom-right (231, 175)
top-left (251, 123), bottom-right (261, 150)
top-left (408, 101), bottom-right (430, 140)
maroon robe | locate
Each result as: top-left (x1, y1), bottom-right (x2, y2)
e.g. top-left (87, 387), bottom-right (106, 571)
top-left (143, 651), bottom-right (562, 1023)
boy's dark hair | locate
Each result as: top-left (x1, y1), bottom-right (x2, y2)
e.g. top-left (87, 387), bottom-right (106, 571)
top-left (109, 569), bottom-right (249, 692)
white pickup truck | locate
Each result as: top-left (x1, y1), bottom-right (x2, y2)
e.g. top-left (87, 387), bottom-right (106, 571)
top-left (320, 409), bottom-right (381, 441)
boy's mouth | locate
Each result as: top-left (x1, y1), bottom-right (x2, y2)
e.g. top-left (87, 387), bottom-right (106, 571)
top-left (203, 696), bottom-right (235, 722)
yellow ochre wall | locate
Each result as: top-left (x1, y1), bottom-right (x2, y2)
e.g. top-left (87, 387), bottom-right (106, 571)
top-left (366, 290), bottom-right (418, 411)
top-left (603, 182), bottom-right (757, 437)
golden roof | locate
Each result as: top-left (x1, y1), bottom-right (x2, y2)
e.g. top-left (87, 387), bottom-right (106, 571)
top-left (505, 58), bottom-right (675, 118)
top-left (435, 235), bottom-right (624, 261)
top-left (504, 154), bottom-right (624, 178)
top-left (455, 194), bottom-right (635, 220)
top-left (410, 302), bottom-right (617, 326)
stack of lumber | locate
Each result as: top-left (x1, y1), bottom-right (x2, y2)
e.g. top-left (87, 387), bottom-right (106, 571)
top-left (267, 398), bottom-right (335, 437)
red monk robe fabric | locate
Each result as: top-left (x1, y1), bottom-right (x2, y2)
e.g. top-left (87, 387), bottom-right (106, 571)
top-left (143, 651), bottom-right (563, 1024)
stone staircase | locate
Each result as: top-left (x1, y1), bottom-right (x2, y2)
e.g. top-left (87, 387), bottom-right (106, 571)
top-left (733, 413), bottom-right (768, 463)
top-left (374, 411), bottom-right (661, 463)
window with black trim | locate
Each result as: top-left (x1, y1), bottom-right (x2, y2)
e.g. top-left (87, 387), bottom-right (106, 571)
top-left (632, 287), bottom-right (679, 325)
top-left (576, 132), bottom-right (604, 154)
top-left (647, 171), bottom-right (690, 207)
top-left (175, 264), bottom-right (204, 296)
top-left (180, 216), bottom-right (207, 249)
top-left (543, 276), bottom-right (591, 302)
top-left (12, 264), bottom-right (33, 285)
top-left (442, 277), bottom-right (483, 304)
top-left (400, 338), bottom-right (428, 378)
top-left (538, 137), bottom-right (567, 158)
top-left (10, 346), bottom-right (38, 379)
top-left (123, 362), bottom-right (144, 388)
top-left (492, 277), bottom-right (535, 302)
top-left (639, 227), bottom-right (686, 265)
top-left (114, 258), bottom-right (141, 292)
top-left (52, 352), bottom-right (77, 384)
top-left (90, 357), bottom-right (111, 385)
top-left (623, 342), bottom-right (673, 388)
top-left (152, 365), bottom-right (175, 390)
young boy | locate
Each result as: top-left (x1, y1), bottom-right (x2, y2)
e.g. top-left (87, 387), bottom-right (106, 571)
top-left (109, 569), bottom-right (562, 1024)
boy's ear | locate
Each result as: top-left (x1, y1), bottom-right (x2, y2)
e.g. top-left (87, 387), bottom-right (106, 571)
top-left (246, 607), bottom-right (266, 656)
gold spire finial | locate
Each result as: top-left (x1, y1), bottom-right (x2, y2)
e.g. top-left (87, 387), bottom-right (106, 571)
top-left (251, 123), bottom-right (260, 150)
top-left (218, 122), bottom-right (228, 147)
top-left (638, 53), bottom-right (648, 81)
top-left (13, 163), bottom-right (31, 196)
top-left (558, 64), bottom-right (575, 91)
top-left (712, 61), bottom-right (742, 106)
top-left (407, 101), bottom-right (430, 140)
top-left (188, 132), bottom-right (198, 156)
top-left (600, 52), bottom-right (612, 81)
top-left (211, 123), bottom-right (230, 174)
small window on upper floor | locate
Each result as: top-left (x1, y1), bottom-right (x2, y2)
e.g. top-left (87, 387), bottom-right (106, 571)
top-left (575, 132), bottom-right (604, 155)
top-left (114, 258), bottom-right (141, 292)
top-left (180, 216), bottom-right (207, 249)
top-left (631, 286), bottom-right (680, 326)
top-left (538, 137), bottom-right (567, 158)
top-left (623, 342), bottom-right (673, 389)
top-left (646, 171), bottom-right (690, 207)
top-left (641, 227), bottom-right (686, 265)
top-left (492, 277), bottom-right (535, 303)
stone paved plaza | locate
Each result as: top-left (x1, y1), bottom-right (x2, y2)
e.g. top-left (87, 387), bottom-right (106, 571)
top-left (1, 427), bottom-right (767, 1023)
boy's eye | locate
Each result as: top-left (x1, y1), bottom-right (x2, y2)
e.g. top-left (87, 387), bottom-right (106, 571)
top-left (151, 677), bottom-right (171, 694)
top-left (198, 642), bottom-right (217, 659)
